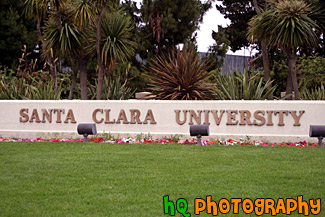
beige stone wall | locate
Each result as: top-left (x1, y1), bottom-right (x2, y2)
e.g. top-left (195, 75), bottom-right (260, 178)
top-left (0, 100), bottom-right (324, 142)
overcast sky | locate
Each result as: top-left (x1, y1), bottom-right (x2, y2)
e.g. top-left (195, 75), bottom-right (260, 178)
top-left (131, 0), bottom-right (253, 56)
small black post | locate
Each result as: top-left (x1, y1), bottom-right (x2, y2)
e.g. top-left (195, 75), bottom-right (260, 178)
top-left (197, 135), bottom-right (202, 146)
top-left (84, 134), bottom-right (88, 142)
top-left (318, 136), bottom-right (323, 147)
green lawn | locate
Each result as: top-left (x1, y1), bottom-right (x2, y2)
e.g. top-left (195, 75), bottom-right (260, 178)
top-left (0, 142), bottom-right (324, 217)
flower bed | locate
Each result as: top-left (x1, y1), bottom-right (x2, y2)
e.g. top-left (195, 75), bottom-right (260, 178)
top-left (0, 137), bottom-right (321, 147)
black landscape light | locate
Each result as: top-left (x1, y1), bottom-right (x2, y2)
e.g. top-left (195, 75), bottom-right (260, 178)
top-left (190, 124), bottom-right (209, 146)
top-left (77, 123), bottom-right (97, 142)
top-left (309, 125), bottom-right (325, 147)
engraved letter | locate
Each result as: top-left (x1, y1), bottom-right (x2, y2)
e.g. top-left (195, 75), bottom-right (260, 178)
top-left (274, 110), bottom-right (289, 126)
top-left (42, 109), bottom-right (53, 123)
top-left (239, 110), bottom-right (253, 126)
top-left (104, 109), bottom-right (115, 124)
top-left (130, 109), bottom-right (142, 124)
top-left (64, 109), bottom-right (77, 123)
top-left (116, 109), bottom-right (129, 124)
top-left (226, 110), bottom-right (238, 125)
top-left (175, 110), bottom-right (187, 125)
top-left (253, 110), bottom-right (266, 126)
top-left (211, 110), bottom-right (225, 125)
top-left (143, 109), bottom-right (157, 124)
top-left (92, 109), bottom-right (104, 124)
top-left (19, 108), bottom-right (29, 123)
top-left (29, 109), bottom-right (41, 123)
top-left (189, 110), bottom-right (202, 125)
top-left (290, 110), bottom-right (305, 126)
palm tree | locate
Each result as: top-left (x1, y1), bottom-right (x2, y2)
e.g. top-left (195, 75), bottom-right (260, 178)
top-left (252, 0), bottom-right (273, 100)
top-left (248, 0), bottom-right (321, 100)
top-left (89, 9), bottom-right (137, 99)
top-left (24, 0), bottom-right (66, 89)
top-left (68, 1), bottom-right (134, 100)
top-left (64, 0), bottom-right (100, 100)
top-left (42, 5), bottom-right (91, 100)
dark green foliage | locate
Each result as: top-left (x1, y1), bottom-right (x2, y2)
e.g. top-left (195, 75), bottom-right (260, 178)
top-left (249, 1), bottom-right (320, 50)
top-left (0, 71), bottom-right (66, 100)
top-left (270, 54), bottom-right (325, 98)
top-left (88, 75), bottom-right (136, 100)
top-left (207, 25), bottom-right (230, 71)
top-left (0, 46), bottom-right (70, 100)
top-left (215, 70), bottom-right (276, 100)
top-left (300, 83), bottom-right (325, 100)
top-left (297, 55), bottom-right (325, 90)
top-left (0, 0), bottom-right (38, 67)
top-left (216, 0), bottom-right (258, 52)
top-left (146, 48), bottom-right (216, 100)
top-left (113, 62), bottom-right (148, 92)
top-left (271, 58), bottom-right (288, 97)
top-left (97, 10), bottom-right (137, 65)
top-left (43, 8), bottom-right (82, 59)
top-left (248, 0), bottom-right (322, 100)
top-left (217, 0), bottom-right (324, 56)
top-left (87, 62), bottom-right (140, 100)
top-left (124, 0), bottom-right (212, 59)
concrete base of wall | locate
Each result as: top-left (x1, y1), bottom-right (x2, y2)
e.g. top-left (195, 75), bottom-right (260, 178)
top-left (0, 130), bottom-right (319, 143)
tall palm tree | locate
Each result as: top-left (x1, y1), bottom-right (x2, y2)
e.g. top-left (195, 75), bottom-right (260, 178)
top-left (42, 5), bottom-right (92, 100)
top-left (89, 9), bottom-right (137, 99)
top-left (69, 0), bottom-right (132, 100)
top-left (24, 0), bottom-right (66, 89)
top-left (248, 0), bottom-right (321, 100)
top-left (252, 0), bottom-right (273, 100)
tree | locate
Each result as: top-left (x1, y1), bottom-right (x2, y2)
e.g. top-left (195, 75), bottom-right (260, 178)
top-left (42, 3), bottom-right (88, 99)
top-left (0, 0), bottom-right (38, 67)
top-left (89, 9), bottom-right (137, 99)
top-left (252, 0), bottom-right (273, 99)
top-left (207, 25), bottom-right (230, 71)
top-left (69, 0), bottom-right (131, 100)
top-left (93, 0), bottom-right (109, 100)
top-left (127, 0), bottom-right (212, 59)
top-left (248, 0), bottom-right (321, 100)
top-left (216, 1), bottom-right (273, 99)
top-left (24, 0), bottom-right (66, 88)
top-left (216, 0), bottom-right (258, 52)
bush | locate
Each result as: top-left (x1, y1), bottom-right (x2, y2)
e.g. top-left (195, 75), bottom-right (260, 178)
top-left (146, 47), bottom-right (216, 100)
top-left (88, 75), bottom-right (135, 100)
top-left (215, 70), bottom-right (276, 100)
top-left (297, 55), bottom-right (325, 90)
top-left (300, 83), bottom-right (325, 100)
top-left (0, 71), bottom-right (65, 100)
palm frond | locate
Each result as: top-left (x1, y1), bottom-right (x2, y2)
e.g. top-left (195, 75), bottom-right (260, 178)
top-left (248, 0), bottom-right (320, 50)
top-left (43, 16), bottom-right (82, 57)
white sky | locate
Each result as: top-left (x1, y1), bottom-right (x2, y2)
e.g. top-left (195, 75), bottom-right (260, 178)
top-left (131, 0), bottom-right (252, 56)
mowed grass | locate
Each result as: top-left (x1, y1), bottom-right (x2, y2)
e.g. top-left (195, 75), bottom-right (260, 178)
top-left (0, 142), bottom-right (324, 217)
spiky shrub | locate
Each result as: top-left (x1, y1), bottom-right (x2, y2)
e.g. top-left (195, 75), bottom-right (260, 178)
top-left (88, 75), bottom-right (135, 100)
top-left (146, 48), bottom-right (216, 100)
top-left (300, 83), bottom-right (325, 100)
top-left (22, 78), bottom-right (63, 100)
top-left (215, 70), bottom-right (277, 100)
top-left (0, 73), bottom-right (64, 100)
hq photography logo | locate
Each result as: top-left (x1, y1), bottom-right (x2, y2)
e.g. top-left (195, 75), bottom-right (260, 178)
top-left (163, 195), bottom-right (321, 216)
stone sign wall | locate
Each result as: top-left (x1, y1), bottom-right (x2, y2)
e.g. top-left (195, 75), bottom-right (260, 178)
top-left (0, 100), bottom-right (324, 142)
